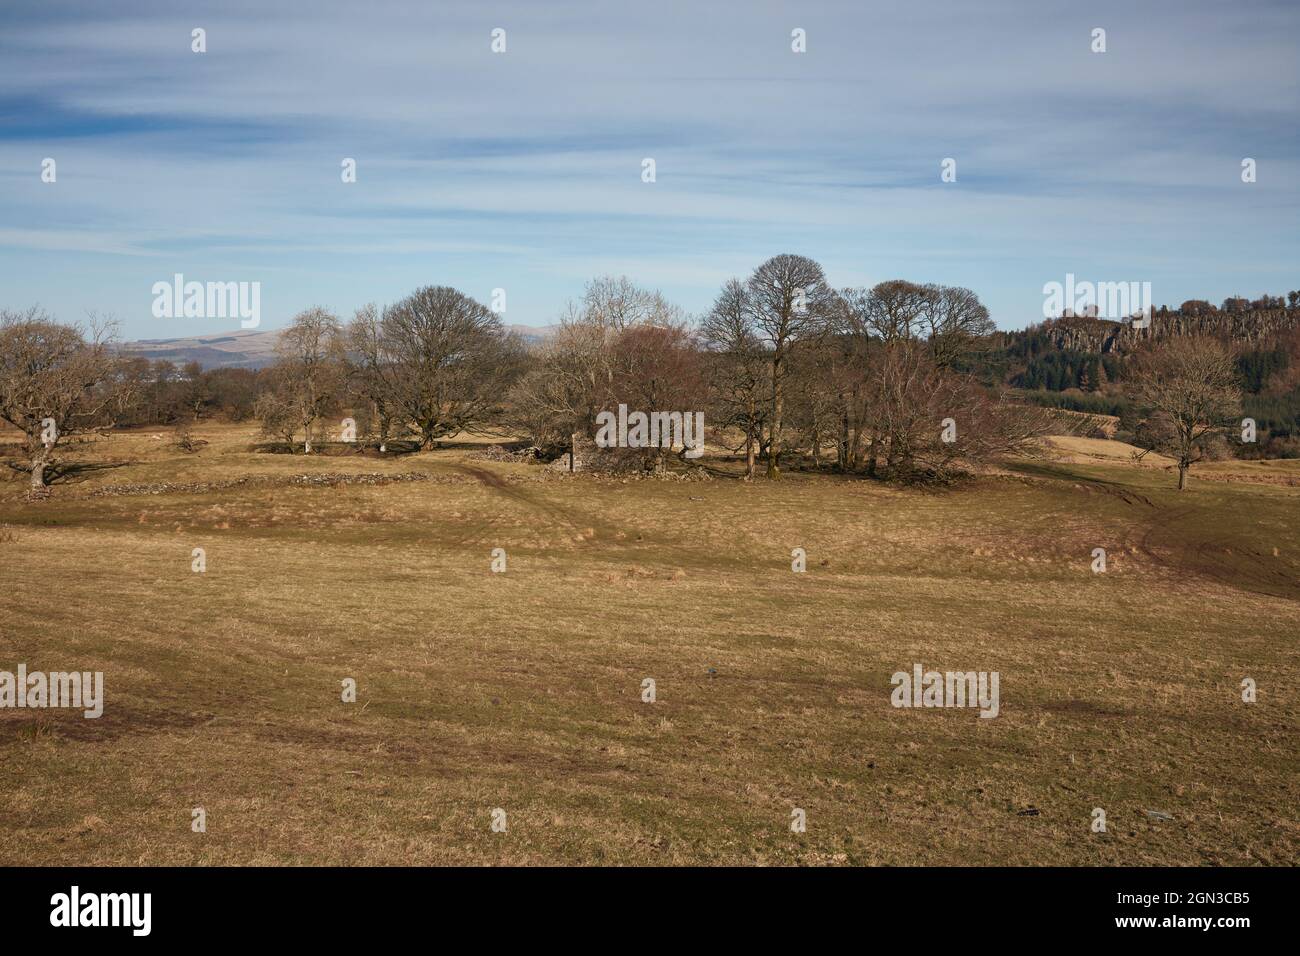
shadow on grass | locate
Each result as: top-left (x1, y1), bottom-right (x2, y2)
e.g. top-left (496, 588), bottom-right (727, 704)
top-left (4, 459), bottom-right (134, 486)
top-left (251, 440), bottom-right (425, 457)
top-left (1004, 459), bottom-right (1129, 486)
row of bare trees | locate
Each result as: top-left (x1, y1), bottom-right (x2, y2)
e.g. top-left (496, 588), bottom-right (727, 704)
top-left (2, 256), bottom-right (1246, 491)
top-left (248, 263), bottom-right (1056, 482)
top-left (509, 276), bottom-right (703, 470)
top-left (508, 259), bottom-right (1055, 481)
top-left (695, 258), bottom-right (1052, 480)
top-left (255, 288), bottom-right (526, 453)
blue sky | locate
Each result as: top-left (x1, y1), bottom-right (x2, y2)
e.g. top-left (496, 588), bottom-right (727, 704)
top-left (1, 0), bottom-right (1297, 339)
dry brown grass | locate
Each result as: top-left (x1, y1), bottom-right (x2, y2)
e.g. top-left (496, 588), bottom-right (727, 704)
top-left (0, 423), bottom-right (1296, 865)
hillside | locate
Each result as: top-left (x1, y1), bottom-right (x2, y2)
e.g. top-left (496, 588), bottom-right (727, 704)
top-left (1, 421), bottom-right (1296, 865)
top-left (994, 300), bottom-right (1300, 357)
top-left (118, 324), bottom-right (557, 369)
top-left (118, 329), bottom-right (283, 369)
top-left (968, 299), bottom-right (1300, 451)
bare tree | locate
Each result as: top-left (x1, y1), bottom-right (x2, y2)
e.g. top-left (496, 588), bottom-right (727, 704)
top-left (852, 280), bottom-right (929, 344)
top-left (833, 336), bottom-right (872, 472)
top-left (785, 337), bottom-right (845, 470)
top-left (838, 283), bottom-right (1047, 480)
top-left (0, 308), bottom-right (128, 491)
top-left (903, 372), bottom-right (1055, 480)
top-left (841, 279), bottom-right (991, 358)
top-left (609, 320), bottom-right (706, 470)
top-left (699, 279), bottom-right (768, 479)
top-left (582, 275), bottom-right (682, 332)
top-left (264, 307), bottom-right (344, 453)
top-left (254, 370), bottom-right (300, 447)
top-left (380, 286), bottom-right (524, 448)
top-left (509, 277), bottom-right (681, 462)
top-left (743, 255), bottom-right (837, 478)
top-left (180, 360), bottom-right (212, 421)
top-left (919, 284), bottom-right (995, 369)
top-left (1129, 336), bottom-right (1241, 489)
top-left (345, 303), bottom-right (399, 452)
top-left (838, 282), bottom-right (929, 475)
top-left (507, 307), bottom-right (610, 463)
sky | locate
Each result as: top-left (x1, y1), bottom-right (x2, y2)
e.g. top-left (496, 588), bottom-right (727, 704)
top-left (1, 0), bottom-right (1297, 340)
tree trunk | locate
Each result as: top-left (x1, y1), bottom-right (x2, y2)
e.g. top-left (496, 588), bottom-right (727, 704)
top-left (570, 432), bottom-right (577, 472)
top-left (766, 352), bottom-right (784, 479)
top-left (1177, 462), bottom-right (1188, 490)
top-left (848, 385), bottom-right (861, 469)
top-left (743, 394), bottom-right (757, 481)
top-left (30, 449), bottom-right (50, 490)
top-left (838, 409), bottom-right (849, 470)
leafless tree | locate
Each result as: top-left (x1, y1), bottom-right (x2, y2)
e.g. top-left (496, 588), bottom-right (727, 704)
top-left (857, 342), bottom-right (1053, 481)
top-left (785, 337), bottom-right (846, 470)
top-left (838, 283), bottom-right (1048, 480)
top-left (254, 371), bottom-right (300, 447)
top-left (345, 303), bottom-right (400, 452)
top-left (839, 280), bottom-right (990, 359)
top-left (507, 311), bottom-right (608, 461)
top-left (609, 320), bottom-right (706, 470)
top-left (582, 275), bottom-right (682, 332)
top-left (1129, 336), bottom-right (1242, 489)
top-left (832, 336), bottom-right (873, 472)
top-left (262, 307), bottom-right (344, 453)
top-left (839, 282), bottom-right (928, 475)
top-left (919, 284), bottom-right (996, 369)
top-left (743, 255), bottom-right (837, 478)
top-left (699, 279), bottom-right (768, 479)
top-left (0, 308), bottom-right (130, 491)
top-left (380, 286), bottom-right (525, 448)
top-left (509, 277), bottom-right (681, 462)
top-left (849, 280), bottom-right (929, 344)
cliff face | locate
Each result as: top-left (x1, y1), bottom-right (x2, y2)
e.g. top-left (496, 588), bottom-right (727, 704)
top-left (1000, 306), bottom-right (1300, 355)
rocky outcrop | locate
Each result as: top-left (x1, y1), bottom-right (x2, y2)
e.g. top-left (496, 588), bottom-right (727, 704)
top-left (1002, 306), bottom-right (1300, 355)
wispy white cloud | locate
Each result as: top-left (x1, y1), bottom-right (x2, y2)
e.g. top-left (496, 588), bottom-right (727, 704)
top-left (1, 0), bottom-right (1296, 336)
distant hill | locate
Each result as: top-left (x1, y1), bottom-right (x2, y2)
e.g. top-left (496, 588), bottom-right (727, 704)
top-left (119, 323), bottom-right (557, 369)
top-left (974, 300), bottom-right (1300, 447)
top-left (117, 329), bottom-right (282, 369)
top-left (993, 302), bottom-right (1300, 356)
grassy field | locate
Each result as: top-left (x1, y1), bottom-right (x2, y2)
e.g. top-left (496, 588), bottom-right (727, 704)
top-left (1, 423), bottom-right (1296, 865)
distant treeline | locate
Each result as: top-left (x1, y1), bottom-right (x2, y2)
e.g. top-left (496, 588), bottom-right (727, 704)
top-left (1020, 390), bottom-right (1131, 418)
top-left (968, 299), bottom-right (1300, 455)
top-left (115, 360), bottom-right (262, 426)
top-left (1010, 351), bottom-right (1123, 392)
top-left (117, 296), bottom-right (1300, 438)
top-left (4, 272), bottom-right (1299, 494)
